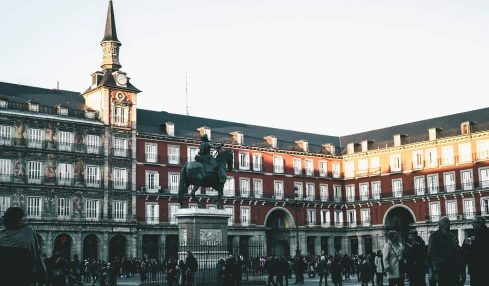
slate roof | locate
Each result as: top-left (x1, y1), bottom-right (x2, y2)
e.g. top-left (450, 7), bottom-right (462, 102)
top-left (83, 70), bottom-right (141, 94)
top-left (137, 109), bottom-right (341, 155)
top-left (102, 0), bottom-right (119, 42)
top-left (340, 107), bottom-right (489, 151)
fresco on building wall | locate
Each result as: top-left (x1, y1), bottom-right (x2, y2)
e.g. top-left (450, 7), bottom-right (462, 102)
top-left (44, 154), bottom-right (57, 184)
top-left (14, 119), bottom-right (25, 145)
top-left (74, 157), bottom-right (84, 185)
top-left (13, 153), bottom-right (25, 182)
top-left (46, 122), bottom-right (55, 149)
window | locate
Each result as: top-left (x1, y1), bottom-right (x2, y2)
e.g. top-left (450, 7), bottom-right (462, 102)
top-left (426, 149), bottom-right (438, 167)
top-left (85, 165), bottom-right (100, 187)
top-left (57, 163), bottom-right (73, 185)
top-left (27, 161), bottom-right (42, 184)
top-left (0, 159), bottom-right (12, 182)
top-left (305, 160), bottom-right (313, 176)
top-left (359, 183), bottom-right (369, 201)
top-left (85, 199), bottom-right (100, 221)
top-left (321, 210), bottom-right (330, 226)
top-left (58, 107), bottom-right (68, 116)
top-left (252, 154), bottom-right (262, 171)
top-left (306, 183), bottom-right (315, 201)
top-left (86, 135), bottom-right (100, 154)
top-left (29, 103), bottom-right (39, 112)
top-left (146, 203), bottom-right (159, 224)
top-left (57, 131), bottom-right (74, 151)
top-left (113, 106), bottom-right (128, 126)
top-left (145, 171), bottom-right (159, 192)
top-left (459, 143), bottom-right (472, 163)
top-left (168, 173), bottom-right (179, 194)
top-left (224, 177), bottom-right (235, 197)
top-left (357, 159), bottom-right (368, 176)
top-left (113, 168), bottom-right (127, 190)
top-left (168, 145), bottom-right (180, 164)
top-left (274, 181), bottom-right (284, 199)
top-left (224, 206), bottom-right (234, 226)
top-left (253, 179), bottom-right (263, 198)
top-left (414, 176), bottom-right (425, 195)
top-left (169, 204), bottom-right (179, 224)
top-left (240, 207), bottom-right (250, 226)
top-left (390, 154), bottom-right (401, 172)
top-left (145, 143), bottom-right (157, 163)
top-left (0, 99), bottom-right (7, 108)
top-left (113, 201), bottom-right (127, 221)
top-left (294, 182), bottom-right (303, 199)
top-left (427, 174), bottom-right (439, 194)
top-left (477, 140), bottom-right (489, 160)
top-left (481, 197), bottom-right (489, 215)
top-left (240, 178), bottom-right (250, 198)
top-left (370, 157), bottom-right (380, 174)
top-left (293, 158), bottom-right (302, 175)
top-left (347, 210), bottom-right (356, 227)
top-left (28, 128), bottom-right (43, 148)
top-left (461, 170), bottom-right (473, 190)
top-left (26, 197), bottom-right (42, 218)
top-left (334, 210), bottom-right (344, 227)
top-left (463, 199), bottom-right (475, 219)
top-left (446, 201), bottom-right (457, 220)
top-left (333, 185), bottom-right (342, 202)
top-left (319, 161), bottom-right (327, 177)
top-left (372, 181), bottom-right (381, 199)
top-left (392, 179), bottom-right (403, 198)
top-left (332, 163), bottom-right (341, 178)
top-left (429, 202), bottom-right (440, 221)
top-left (113, 137), bottom-right (128, 157)
top-left (166, 122), bottom-right (175, 136)
top-left (361, 209), bottom-right (371, 226)
top-left (444, 172), bottom-right (455, 193)
top-left (273, 156), bottom-right (284, 173)
top-left (0, 196), bottom-right (11, 215)
top-left (320, 184), bottom-right (328, 201)
top-left (346, 185), bottom-right (355, 202)
top-left (187, 147), bottom-right (199, 162)
top-left (480, 167), bottom-right (489, 188)
top-left (441, 145), bottom-right (454, 165)
top-left (344, 161), bottom-right (354, 178)
top-left (307, 209), bottom-right (316, 226)
top-left (0, 125), bottom-right (13, 146)
top-left (57, 198), bottom-right (71, 219)
top-left (239, 153), bottom-right (250, 170)
top-left (412, 151), bottom-right (423, 169)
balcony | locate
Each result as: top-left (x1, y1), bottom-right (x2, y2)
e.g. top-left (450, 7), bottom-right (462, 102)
top-left (140, 186), bottom-right (162, 193)
top-left (429, 214), bottom-right (441, 222)
top-left (168, 155), bottom-right (180, 165)
top-left (362, 219), bottom-right (371, 226)
top-left (334, 196), bottom-right (342, 203)
top-left (113, 147), bottom-right (128, 158)
top-left (356, 169), bottom-right (368, 178)
top-left (0, 138), bottom-right (13, 146)
top-left (85, 179), bottom-right (101, 188)
top-left (393, 190), bottom-right (403, 198)
top-left (369, 167), bottom-right (381, 176)
top-left (253, 192), bottom-right (263, 199)
top-left (347, 221), bottom-right (357, 227)
top-left (346, 196), bottom-right (355, 203)
top-left (0, 174), bottom-right (13, 183)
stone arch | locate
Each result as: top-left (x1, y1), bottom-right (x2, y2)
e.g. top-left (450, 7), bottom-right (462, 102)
top-left (264, 207), bottom-right (296, 257)
top-left (53, 233), bottom-right (73, 260)
top-left (109, 234), bottom-right (127, 260)
top-left (83, 233), bottom-right (101, 260)
top-left (264, 207), bottom-right (296, 228)
top-left (383, 204), bottom-right (416, 241)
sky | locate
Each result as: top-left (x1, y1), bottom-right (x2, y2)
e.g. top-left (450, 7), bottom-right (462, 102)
top-left (1, 0), bottom-right (489, 137)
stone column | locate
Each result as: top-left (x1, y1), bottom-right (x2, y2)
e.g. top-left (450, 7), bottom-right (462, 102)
top-left (74, 232), bottom-right (82, 258)
top-left (357, 235), bottom-right (364, 255)
top-left (341, 236), bottom-right (351, 255)
top-left (101, 233), bottom-right (109, 261)
top-left (259, 234), bottom-right (267, 256)
top-left (328, 236), bottom-right (335, 255)
top-left (300, 232), bottom-right (307, 255)
top-left (457, 228), bottom-right (465, 246)
top-left (46, 232), bottom-right (53, 256)
top-left (314, 236), bottom-right (321, 256)
top-left (130, 234), bottom-right (137, 258)
top-left (160, 234), bottom-right (166, 260)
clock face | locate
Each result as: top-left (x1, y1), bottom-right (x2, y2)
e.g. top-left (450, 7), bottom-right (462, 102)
top-left (116, 73), bottom-right (127, 85)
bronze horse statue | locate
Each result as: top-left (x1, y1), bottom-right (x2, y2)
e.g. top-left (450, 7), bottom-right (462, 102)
top-left (178, 147), bottom-right (234, 208)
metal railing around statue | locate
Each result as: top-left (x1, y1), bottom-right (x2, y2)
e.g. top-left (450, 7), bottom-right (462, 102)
top-left (140, 240), bottom-right (266, 286)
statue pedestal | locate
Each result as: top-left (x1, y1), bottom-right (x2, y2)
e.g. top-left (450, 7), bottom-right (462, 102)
top-left (175, 208), bottom-right (230, 270)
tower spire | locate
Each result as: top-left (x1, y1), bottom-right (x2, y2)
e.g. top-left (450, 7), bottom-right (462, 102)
top-left (100, 0), bottom-right (121, 70)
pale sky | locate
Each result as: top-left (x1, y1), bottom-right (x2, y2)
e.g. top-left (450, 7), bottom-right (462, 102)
top-left (1, 0), bottom-right (489, 136)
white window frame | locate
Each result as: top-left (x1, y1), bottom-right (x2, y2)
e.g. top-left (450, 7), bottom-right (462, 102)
top-left (372, 181), bottom-right (381, 200)
top-left (85, 165), bottom-right (101, 187)
top-left (169, 204), bottom-right (180, 224)
top-left (113, 105), bottom-right (128, 126)
top-left (480, 197), bottom-right (489, 215)
top-left (370, 157), bottom-right (380, 174)
top-left (187, 146), bottom-right (199, 163)
top-left (463, 199), bottom-right (475, 219)
top-left (414, 176), bottom-right (425, 195)
top-left (113, 168), bottom-right (127, 190)
top-left (240, 206), bottom-right (250, 226)
top-left (145, 143), bottom-right (158, 163)
top-left (458, 143), bottom-right (472, 163)
top-left (480, 167), bottom-right (489, 188)
top-left (273, 156), bottom-right (284, 173)
top-left (146, 203), bottom-right (159, 224)
top-left (319, 161), bottom-right (327, 177)
top-left (0, 196), bottom-right (11, 215)
top-left (85, 199), bottom-right (100, 221)
top-left (357, 159), bottom-right (368, 176)
top-left (26, 196), bottom-right (42, 218)
top-left (359, 183), bottom-right (369, 201)
top-left (321, 210), bottom-right (330, 227)
top-left (57, 198), bottom-right (71, 220)
top-left (333, 185), bottom-right (342, 202)
top-left (390, 154), bottom-right (402, 172)
top-left (224, 206), bottom-right (234, 226)
top-left (320, 184), bottom-right (328, 201)
top-left (425, 148), bottom-right (438, 168)
top-left (344, 161), bottom-right (355, 178)
top-left (0, 159), bottom-right (12, 182)
top-left (427, 174), bottom-right (439, 194)
top-left (224, 177), bottom-right (235, 197)
top-left (113, 200), bottom-right (127, 221)
top-left (305, 159), bottom-right (314, 176)
top-left (306, 183), bottom-right (315, 201)
top-left (0, 125), bottom-right (13, 146)
top-left (86, 134), bottom-right (100, 154)
top-left (477, 140), bottom-right (489, 160)
top-left (113, 137), bottom-right (128, 157)
top-left (361, 208), bottom-right (371, 226)
top-left (392, 179), bottom-right (403, 198)
top-left (412, 150), bottom-right (424, 170)
top-left (253, 178), bottom-right (263, 198)
top-left (293, 158), bottom-right (302, 175)
top-left (168, 172), bottom-right (180, 194)
top-left (252, 154), bottom-right (262, 171)
top-left (307, 209), bottom-right (316, 226)
top-left (444, 172), bottom-right (456, 193)
top-left (168, 145), bottom-right (180, 165)
top-left (239, 178), bottom-right (250, 198)
top-left (145, 171), bottom-right (160, 193)
top-left (57, 163), bottom-right (73, 185)
top-left (294, 182), bottom-right (303, 199)
top-left (461, 169), bottom-right (473, 191)
top-left (57, 131), bottom-right (74, 151)
top-left (332, 163), bottom-right (341, 178)
top-left (27, 161), bottom-right (42, 184)
top-left (441, 145), bottom-right (454, 165)
top-left (334, 210), bottom-right (344, 227)
top-left (27, 128), bottom-right (43, 149)
top-left (347, 209), bottom-right (356, 227)
top-left (445, 200), bottom-right (458, 221)
top-left (346, 184), bottom-right (355, 202)
top-left (429, 202), bottom-right (441, 222)
top-left (239, 153), bottom-right (250, 170)
top-left (274, 180), bottom-right (284, 199)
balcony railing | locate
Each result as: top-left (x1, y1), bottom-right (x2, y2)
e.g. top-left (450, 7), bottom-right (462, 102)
top-left (113, 148), bottom-right (128, 157)
top-left (369, 167), bottom-right (381, 176)
top-left (2, 138), bottom-right (104, 155)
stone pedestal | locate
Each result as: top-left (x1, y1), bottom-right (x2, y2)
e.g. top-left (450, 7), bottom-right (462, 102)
top-left (175, 208), bottom-right (230, 270)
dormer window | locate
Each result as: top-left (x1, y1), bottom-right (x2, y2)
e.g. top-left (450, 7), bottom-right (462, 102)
top-left (198, 127), bottom-right (211, 140)
top-left (429, 128), bottom-right (441, 141)
top-left (166, 122), bottom-right (175, 136)
top-left (230, 131), bottom-right (244, 145)
top-left (295, 140), bottom-right (308, 152)
top-left (85, 111), bottom-right (96, 119)
top-left (461, 121), bottom-right (475, 135)
top-left (58, 107), bottom-right (68, 116)
top-left (0, 99), bottom-right (7, 109)
top-left (29, 103), bottom-right (39, 112)
top-left (264, 136), bottom-right (277, 148)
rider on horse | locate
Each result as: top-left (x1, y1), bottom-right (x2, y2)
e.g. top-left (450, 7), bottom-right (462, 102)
top-left (195, 134), bottom-right (227, 183)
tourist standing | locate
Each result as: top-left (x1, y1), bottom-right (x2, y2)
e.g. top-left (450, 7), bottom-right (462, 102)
top-left (404, 229), bottom-right (427, 286)
top-left (185, 251), bottom-right (198, 286)
top-left (383, 230), bottom-right (404, 286)
top-left (318, 255), bottom-right (329, 286)
top-left (428, 217), bottom-right (459, 286)
top-left (465, 216), bottom-right (489, 286)
top-left (374, 250), bottom-right (384, 286)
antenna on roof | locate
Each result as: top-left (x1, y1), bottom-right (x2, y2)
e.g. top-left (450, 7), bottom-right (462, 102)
top-left (56, 81), bottom-right (60, 90)
top-left (185, 72), bottom-right (190, 116)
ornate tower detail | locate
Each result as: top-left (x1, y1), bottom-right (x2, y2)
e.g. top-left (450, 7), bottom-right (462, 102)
top-left (101, 0), bottom-right (121, 70)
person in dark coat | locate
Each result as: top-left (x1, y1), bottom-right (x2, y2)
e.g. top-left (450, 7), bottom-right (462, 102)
top-left (330, 253), bottom-right (343, 286)
top-left (404, 229), bottom-right (427, 286)
top-left (428, 216), bottom-right (459, 286)
top-left (359, 256), bottom-right (371, 286)
top-left (185, 251), bottom-right (198, 286)
top-left (317, 256), bottom-right (329, 286)
top-left (225, 254), bottom-right (237, 286)
top-left (265, 256), bottom-right (276, 286)
top-left (234, 255), bottom-right (243, 286)
top-left (216, 258), bottom-right (226, 286)
top-left (466, 216), bottom-right (489, 286)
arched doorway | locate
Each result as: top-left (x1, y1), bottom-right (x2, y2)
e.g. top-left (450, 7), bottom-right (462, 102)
top-left (54, 233), bottom-right (72, 260)
top-left (83, 234), bottom-right (99, 260)
top-left (142, 235), bottom-right (159, 260)
top-left (384, 205), bottom-right (415, 241)
top-left (265, 207), bottom-right (295, 257)
top-left (109, 235), bottom-right (126, 260)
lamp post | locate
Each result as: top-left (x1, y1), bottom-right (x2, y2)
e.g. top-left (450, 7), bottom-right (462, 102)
top-left (293, 186), bottom-right (301, 257)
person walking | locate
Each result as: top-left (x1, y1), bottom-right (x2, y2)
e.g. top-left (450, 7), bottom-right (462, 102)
top-left (465, 216), bottom-right (489, 286)
top-left (185, 251), bottom-right (198, 286)
top-left (404, 229), bottom-right (427, 286)
top-left (383, 230), bottom-right (404, 286)
top-left (317, 255), bottom-right (328, 286)
top-left (0, 207), bottom-right (47, 286)
top-left (374, 250), bottom-right (384, 286)
top-left (428, 216), bottom-right (459, 286)
top-left (330, 253), bottom-right (343, 286)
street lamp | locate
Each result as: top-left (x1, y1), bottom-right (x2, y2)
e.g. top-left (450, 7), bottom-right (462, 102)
top-left (293, 186), bottom-right (300, 257)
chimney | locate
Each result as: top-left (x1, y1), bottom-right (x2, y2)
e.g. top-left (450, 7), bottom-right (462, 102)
top-left (295, 140), bottom-right (309, 152)
top-left (361, 140), bottom-right (374, 152)
top-left (393, 134), bottom-right (408, 147)
top-left (322, 143), bottom-right (335, 155)
top-left (230, 131), bottom-right (244, 145)
top-left (428, 128), bottom-right (442, 141)
top-left (264, 135), bottom-right (277, 148)
top-left (346, 143), bottom-right (355, 154)
top-left (461, 121), bottom-right (475, 135)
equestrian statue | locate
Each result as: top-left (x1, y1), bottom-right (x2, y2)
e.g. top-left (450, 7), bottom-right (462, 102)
top-left (178, 134), bottom-right (234, 208)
